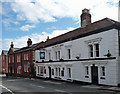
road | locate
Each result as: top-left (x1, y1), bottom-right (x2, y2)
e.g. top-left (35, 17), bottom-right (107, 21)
top-left (1, 76), bottom-right (120, 94)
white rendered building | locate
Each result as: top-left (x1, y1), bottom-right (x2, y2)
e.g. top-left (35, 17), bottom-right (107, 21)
top-left (34, 9), bottom-right (120, 86)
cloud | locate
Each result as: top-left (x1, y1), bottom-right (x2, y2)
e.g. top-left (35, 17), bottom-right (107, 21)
top-left (2, 27), bottom-right (75, 51)
top-left (47, 26), bottom-right (56, 30)
top-left (0, 3), bottom-right (2, 15)
top-left (20, 24), bottom-right (35, 31)
top-left (10, 0), bottom-right (118, 24)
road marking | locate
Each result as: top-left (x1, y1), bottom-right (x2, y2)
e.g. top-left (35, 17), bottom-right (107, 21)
top-left (55, 89), bottom-right (65, 92)
top-left (37, 85), bottom-right (45, 88)
top-left (6, 79), bottom-right (22, 82)
top-left (81, 85), bottom-right (102, 89)
top-left (30, 84), bottom-right (45, 88)
top-left (0, 85), bottom-right (14, 94)
top-left (6, 80), bottom-right (16, 82)
top-left (43, 81), bottom-right (61, 85)
top-left (31, 78), bottom-right (35, 80)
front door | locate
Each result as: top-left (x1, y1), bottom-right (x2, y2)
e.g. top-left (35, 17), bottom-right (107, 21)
top-left (48, 67), bottom-right (51, 79)
top-left (91, 64), bottom-right (98, 84)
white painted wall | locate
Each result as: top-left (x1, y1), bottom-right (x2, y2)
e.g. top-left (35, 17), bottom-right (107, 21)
top-left (35, 28), bottom-right (119, 86)
top-left (35, 59), bottom-right (118, 86)
top-left (35, 29), bottom-right (118, 61)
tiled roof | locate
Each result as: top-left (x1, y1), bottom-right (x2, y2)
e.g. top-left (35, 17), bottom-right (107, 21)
top-left (13, 18), bottom-right (120, 52)
top-left (33, 18), bottom-right (120, 50)
top-left (1, 50), bottom-right (8, 55)
top-left (14, 43), bottom-right (38, 53)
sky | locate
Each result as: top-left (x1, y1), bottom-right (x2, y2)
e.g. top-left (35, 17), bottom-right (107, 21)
top-left (0, 0), bottom-right (119, 53)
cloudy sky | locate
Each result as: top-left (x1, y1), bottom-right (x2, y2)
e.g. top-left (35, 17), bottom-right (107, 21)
top-left (0, 0), bottom-right (119, 53)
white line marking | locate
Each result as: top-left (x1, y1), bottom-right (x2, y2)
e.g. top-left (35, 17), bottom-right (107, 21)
top-left (55, 89), bottom-right (65, 92)
top-left (37, 85), bottom-right (45, 88)
top-left (0, 85), bottom-right (14, 94)
top-left (43, 81), bottom-right (61, 84)
top-left (6, 79), bottom-right (22, 82)
top-left (31, 78), bottom-right (35, 80)
top-left (81, 85), bottom-right (102, 89)
top-left (30, 84), bottom-right (45, 88)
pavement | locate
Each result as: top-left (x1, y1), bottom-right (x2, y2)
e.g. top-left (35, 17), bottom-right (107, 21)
top-left (81, 84), bottom-right (120, 92)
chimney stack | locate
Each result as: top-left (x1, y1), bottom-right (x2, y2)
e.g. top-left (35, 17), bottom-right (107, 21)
top-left (81, 8), bottom-right (91, 27)
top-left (10, 42), bottom-right (14, 48)
top-left (27, 38), bottom-right (32, 47)
top-left (46, 36), bottom-right (49, 41)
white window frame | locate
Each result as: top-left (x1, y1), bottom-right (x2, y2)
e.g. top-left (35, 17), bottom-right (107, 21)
top-left (89, 45), bottom-right (93, 58)
top-left (24, 64), bottom-right (26, 72)
top-left (9, 57), bottom-right (10, 63)
top-left (17, 66), bottom-right (21, 74)
top-left (58, 51), bottom-right (60, 60)
top-left (55, 51), bottom-right (57, 60)
top-left (24, 64), bottom-right (28, 72)
top-left (67, 67), bottom-right (71, 78)
top-left (38, 66), bottom-right (40, 74)
top-left (48, 52), bottom-right (51, 60)
top-left (12, 56), bottom-right (14, 63)
top-left (24, 54), bottom-right (28, 60)
top-left (85, 66), bottom-right (89, 77)
top-left (56, 68), bottom-right (58, 76)
top-left (101, 66), bottom-right (105, 77)
top-left (17, 55), bottom-right (21, 63)
top-left (67, 49), bottom-right (71, 59)
top-left (58, 67), bottom-right (60, 76)
top-left (94, 43), bottom-right (99, 57)
top-left (12, 67), bottom-right (14, 73)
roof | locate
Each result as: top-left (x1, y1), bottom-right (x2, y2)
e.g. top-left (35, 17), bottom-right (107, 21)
top-left (14, 48), bottom-right (20, 51)
top-left (1, 50), bottom-right (8, 55)
top-left (11, 18), bottom-right (120, 53)
top-left (14, 43), bottom-right (38, 53)
top-left (33, 18), bottom-right (120, 50)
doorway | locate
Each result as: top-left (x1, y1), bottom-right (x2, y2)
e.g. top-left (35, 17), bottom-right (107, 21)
top-left (91, 64), bottom-right (98, 84)
top-left (48, 66), bottom-right (51, 79)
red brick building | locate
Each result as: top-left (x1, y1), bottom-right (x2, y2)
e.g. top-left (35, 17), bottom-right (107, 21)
top-left (8, 39), bottom-right (37, 77)
top-left (8, 42), bottom-right (19, 76)
top-left (0, 50), bottom-right (8, 74)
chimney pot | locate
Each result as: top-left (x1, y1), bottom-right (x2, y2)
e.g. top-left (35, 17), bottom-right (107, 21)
top-left (27, 38), bottom-right (32, 46)
top-left (10, 42), bottom-right (14, 48)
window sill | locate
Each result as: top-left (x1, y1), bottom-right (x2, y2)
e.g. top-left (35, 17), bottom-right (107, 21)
top-left (54, 77), bottom-right (61, 79)
top-left (100, 77), bottom-right (105, 79)
top-left (85, 75), bottom-right (89, 78)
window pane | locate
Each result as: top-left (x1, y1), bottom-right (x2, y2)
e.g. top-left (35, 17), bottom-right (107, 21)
top-left (89, 45), bottom-right (93, 57)
top-left (101, 66), bottom-right (105, 76)
top-left (68, 49), bottom-right (71, 59)
top-left (58, 51), bottom-right (60, 60)
top-left (55, 52), bottom-right (57, 60)
top-left (95, 44), bottom-right (99, 57)
top-left (86, 66), bottom-right (89, 75)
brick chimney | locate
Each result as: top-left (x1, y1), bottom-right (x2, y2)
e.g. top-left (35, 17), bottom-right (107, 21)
top-left (10, 42), bottom-right (14, 48)
top-left (80, 8), bottom-right (91, 27)
top-left (27, 38), bottom-right (32, 47)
